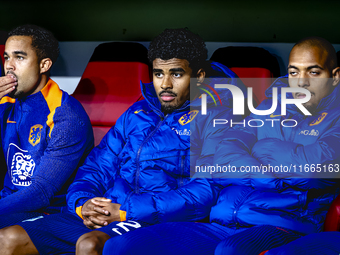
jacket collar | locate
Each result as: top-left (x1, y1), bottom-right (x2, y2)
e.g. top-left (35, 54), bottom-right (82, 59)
top-left (140, 81), bottom-right (190, 117)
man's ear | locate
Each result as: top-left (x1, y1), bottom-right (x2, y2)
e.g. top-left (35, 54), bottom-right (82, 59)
top-left (332, 67), bottom-right (340, 86)
top-left (40, 58), bottom-right (53, 74)
top-left (196, 68), bottom-right (206, 84)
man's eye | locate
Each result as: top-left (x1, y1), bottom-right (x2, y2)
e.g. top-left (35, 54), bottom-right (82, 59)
top-left (17, 56), bottom-right (24, 60)
top-left (310, 71), bottom-right (320, 75)
top-left (173, 73), bottom-right (182, 78)
top-left (155, 73), bottom-right (163, 78)
top-left (4, 56), bottom-right (8, 61)
top-left (289, 71), bottom-right (297, 76)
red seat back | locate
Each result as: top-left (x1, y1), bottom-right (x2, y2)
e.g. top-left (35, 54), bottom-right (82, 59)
top-left (72, 42), bottom-right (151, 146)
top-left (324, 193), bottom-right (340, 231)
top-left (210, 47), bottom-right (280, 105)
top-left (0, 45), bottom-right (5, 65)
top-left (0, 45), bottom-right (5, 76)
top-left (0, 31), bottom-right (8, 69)
top-left (230, 67), bottom-right (274, 104)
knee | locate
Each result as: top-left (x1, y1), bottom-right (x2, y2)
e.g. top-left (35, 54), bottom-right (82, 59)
top-left (76, 233), bottom-right (100, 253)
top-left (76, 231), bottom-right (110, 255)
top-left (103, 236), bottom-right (126, 255)
top-left (0, 225), bottom-right (27, 252)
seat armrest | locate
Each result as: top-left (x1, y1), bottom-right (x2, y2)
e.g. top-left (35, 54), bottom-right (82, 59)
top-left (324, 193), bottom-right (340, 231)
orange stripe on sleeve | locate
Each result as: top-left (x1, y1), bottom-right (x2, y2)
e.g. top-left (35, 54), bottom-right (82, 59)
top-left (40, 79), bottom-right (63, 138)
top-left (76, 206), bottom-right (84, 220)
top-left (120, 210), bottom-right (127, 221)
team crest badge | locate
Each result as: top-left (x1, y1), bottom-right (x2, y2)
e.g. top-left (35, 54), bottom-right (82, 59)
top-left (29, 124), bottom-right (43, 146)
top-left (179, 110), bottom-right (199, 126)
top-left (310, 112), bottom-right (328, 126)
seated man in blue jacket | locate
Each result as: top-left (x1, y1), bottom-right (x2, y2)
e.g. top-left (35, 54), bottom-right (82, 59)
top-left (98, 37), bottom-right (340, 255)
top-left (0, 25), bottom-right (93, 228)
top-left (0, 28), bottom-right (246, 255)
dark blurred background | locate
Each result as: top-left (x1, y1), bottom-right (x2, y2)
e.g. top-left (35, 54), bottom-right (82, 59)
top-left (1, 0), bottom-right (339, 43)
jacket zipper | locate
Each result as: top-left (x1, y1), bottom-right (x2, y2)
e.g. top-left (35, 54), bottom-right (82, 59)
top-left (232, 189), bottom-right (256, 229)
top-left (134, 115), bottom-right (166, 194)
top-left (179, 155), bottom-right (185, 187)
top-left (16, 101), bottom-right (22, 138)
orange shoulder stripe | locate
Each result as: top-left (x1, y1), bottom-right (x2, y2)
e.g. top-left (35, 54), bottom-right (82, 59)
top-left (0, 96), bottom-right (16, 104)
top-left (40, 79), bottom-right (63, 138)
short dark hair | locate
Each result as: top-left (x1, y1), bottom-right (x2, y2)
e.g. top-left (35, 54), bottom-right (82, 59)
top-left (148, 28), bottom-right (207, 73)
top-left (293, 36), bottom-right (337, 69)
top-left (8, 24), bottom-right (59, 65)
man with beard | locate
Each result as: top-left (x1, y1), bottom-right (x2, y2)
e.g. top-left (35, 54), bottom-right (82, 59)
top-left (0, 24), bottom-right (93, 228)
top-left (0, 28), bottom-right (246, 255)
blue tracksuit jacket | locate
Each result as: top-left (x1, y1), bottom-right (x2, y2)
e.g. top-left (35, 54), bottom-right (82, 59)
top-left (0, 79), bottom-right (93, 215)
top-left (66, 62), bottom-right (247, 224)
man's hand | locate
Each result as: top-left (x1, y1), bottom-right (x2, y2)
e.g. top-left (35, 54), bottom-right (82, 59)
top-left (0, 75), bottom-right (17, 99)
top-left (82, 197), bottom-right (121, 229)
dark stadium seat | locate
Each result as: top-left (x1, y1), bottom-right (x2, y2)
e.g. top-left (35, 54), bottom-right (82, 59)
top-left (0, 44), bottom-right (5, 76)
top-left (0, 31), bottom-right (7, 68)
top-left (0, 44), bottom-right (4, 65)
top-left (210, 46), bottom-right (280, 104)
top-left (72, 42), bottom-right (151, 146)
top-left (0, 33), bottom-right (7, 184)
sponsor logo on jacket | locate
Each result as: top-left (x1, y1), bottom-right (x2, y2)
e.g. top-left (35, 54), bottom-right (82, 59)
top-left (172, 128), bottom-right (191, 136)
top-left (134, 109), bottom-right (147, 114)
top-left (269, 114), bottom-right (284, 118)
top-left (299, 129), bottom-right (319, 136)
top-left (179, 110), bottom-right (199, 125)
top-left (309, 112), bottom-right (328, 126)
top-left (6, 117), bottom-right (16, 124)
top-left (29, 124), bottom-right (43, 146)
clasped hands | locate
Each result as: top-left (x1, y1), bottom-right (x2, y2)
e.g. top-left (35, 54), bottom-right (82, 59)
top-left (81, 197), bottom-right (121, 229)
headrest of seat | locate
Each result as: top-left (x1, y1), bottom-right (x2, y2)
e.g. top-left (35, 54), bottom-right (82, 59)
top-left (210, 46), bottom-right (280, 77)
top-left (89, 42), bottom-right (149, 65)
top-left (0, 45), bottom-right (5, 67)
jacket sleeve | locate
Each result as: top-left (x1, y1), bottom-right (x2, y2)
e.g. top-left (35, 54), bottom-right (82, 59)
top-left (0, 101), bottom-right (94, 215)
top-left (66, 111), bottom-right (128, 213)
top-left (211, 114), bottom-right (264, 185)
top-left (193, 106), bottom-right (247, 177)
top-left (0, 145), bottom-right (6, 192)
top-left (0, 101), bottom-right (10, 194)
top-left (211, 97), bottom-right (290, 185)
top-left (251, 120), bottom-right (340, 178)
top-left (121, 178), bottom-right (219, 224)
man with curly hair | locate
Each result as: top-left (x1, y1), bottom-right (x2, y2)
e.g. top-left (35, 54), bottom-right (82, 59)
top-left (0, 24), bottom-right (93, 227)
top-left (0, 28), bottom-right (246, 255)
